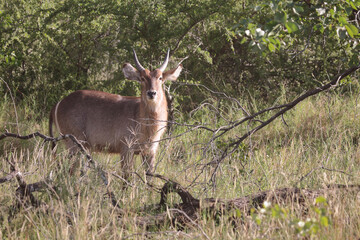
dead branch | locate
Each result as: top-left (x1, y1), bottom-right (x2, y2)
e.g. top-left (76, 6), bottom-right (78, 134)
top-left (0, 131), bottom-right (121, 210)
top-left (123, 230), bottom-right (194, 239)
top-left (154, 175), bottom-right (198, 206)
top-left (169, 63), bottom-right (360, 155)
top-left (0, 169), bottom-right (17, 184)
top-left (136, 175), bottom-right (360, 228)
top-left (15, 172), bottom-right (46, 208)
top-left (0, 158), bottom-right (52, 212)
top-left (0, 131), bottom-right (93, 162)
top-left (163, 63), bottom-right (359, 189)
top-left (0, 159), bottom-right (19, 187)
top-left (0, 158), bottom-right (43, 208)
top-left (208, 62), bottom-right (360, 182)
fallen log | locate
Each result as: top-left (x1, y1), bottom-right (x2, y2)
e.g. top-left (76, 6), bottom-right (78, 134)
top-left (135, 174), bottom-right (360, 228)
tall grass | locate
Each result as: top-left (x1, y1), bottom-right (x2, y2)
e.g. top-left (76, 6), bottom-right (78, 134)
top-left (1, 90), bottom-right (360, 239)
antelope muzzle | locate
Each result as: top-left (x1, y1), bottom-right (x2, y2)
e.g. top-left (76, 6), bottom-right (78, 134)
top-left (146, 90), bottom-right (157, 100)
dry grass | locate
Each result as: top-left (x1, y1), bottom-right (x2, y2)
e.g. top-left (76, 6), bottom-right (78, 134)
top-left (1, 91), bottom-right (360, 239)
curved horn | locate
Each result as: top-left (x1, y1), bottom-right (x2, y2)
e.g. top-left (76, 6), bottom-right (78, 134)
top-left (132, 49), bottom-right (145, 72)
top-left (158, 49), bottom-right (170, 72)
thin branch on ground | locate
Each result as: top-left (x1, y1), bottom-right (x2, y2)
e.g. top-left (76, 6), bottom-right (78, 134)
top-left (298, 165), bottom-right (353, 183)
top-left (123, 231), bottom-right (194, 239)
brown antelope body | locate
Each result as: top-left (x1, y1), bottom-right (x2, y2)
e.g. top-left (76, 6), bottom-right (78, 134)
top-left (49, 50), bottom-right (182, 175)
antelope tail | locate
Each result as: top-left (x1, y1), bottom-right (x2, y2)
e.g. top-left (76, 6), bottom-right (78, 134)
top-left (49, 106), bottom-right (56, 150)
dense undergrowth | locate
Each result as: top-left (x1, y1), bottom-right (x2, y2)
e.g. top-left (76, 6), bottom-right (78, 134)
top-left (1, 87), bottom-right (360, 239)
top-left (1, 0), bottom-right (360, 238)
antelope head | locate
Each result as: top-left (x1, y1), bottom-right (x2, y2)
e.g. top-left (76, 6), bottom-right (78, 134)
top-left (122, 49), bottom-right (183, 106)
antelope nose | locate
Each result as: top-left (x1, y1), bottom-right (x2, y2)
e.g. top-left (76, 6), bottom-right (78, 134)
top-left (147, 91), bottom-right (157, 99)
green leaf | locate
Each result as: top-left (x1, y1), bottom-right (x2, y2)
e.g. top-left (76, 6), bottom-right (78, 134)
top-left (250, 208), bottom-right (256, 214)
top-left (197, 48), bottom-right (213, 64)
top-left (268, 43), bottom-right (276, 52)
top-left (345, 24), bottom-right (359, 38)
top-left (338, 16), bottom-right (348, 25)
top-left (275, 38), bottom-right (281, 47)
top-left (285, 21), bottom-right (299, 33)
top-left (330, 9), bottom-right (335, 18)
top-left (315, 196), bottom-right (327, 204)
top-left (349, 1), bottom-right (358, 10)
top-left (293, 6), bottom-right (304, 15)
top-left (320, 216), bottom-right (329, 226)
top-left (274, 11), bottom-right (287, 24)
top-left (235, 208), bottom-right (242, 218)
top-left (311, 223), bottom-right (320, 233)
top-left (337, 27), bottom-right (348, 39)
top-left (269, 37), bottom-right (277, 44)
top-left (345, 25), bottom-right (355, 37)
top-left (350, 24), bottom-right (359, 35)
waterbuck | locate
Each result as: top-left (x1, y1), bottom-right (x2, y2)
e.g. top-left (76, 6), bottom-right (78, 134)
top-left (49, 49), bottom-right (182, 176)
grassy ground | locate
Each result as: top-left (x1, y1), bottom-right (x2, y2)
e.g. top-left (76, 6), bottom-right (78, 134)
top-left (1, 90), bottom-right (360, 239)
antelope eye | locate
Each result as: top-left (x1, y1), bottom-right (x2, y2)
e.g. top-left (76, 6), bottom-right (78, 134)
top-left (159, 76), bottom-right (163, 81)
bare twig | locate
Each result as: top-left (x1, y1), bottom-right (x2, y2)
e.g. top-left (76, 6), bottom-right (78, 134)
top-left (173, 82), bottom-right (250, 116)
top-left (299, 165), bottom-right (353, 183)
top-left (209, 63), bottom-right (360, 182)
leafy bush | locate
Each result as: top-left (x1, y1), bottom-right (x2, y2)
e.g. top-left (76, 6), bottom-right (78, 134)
top-left (1, 0), bottom-right (359, 116)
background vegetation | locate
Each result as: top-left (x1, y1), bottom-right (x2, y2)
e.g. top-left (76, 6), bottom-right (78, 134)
top-left (2, 0), bottom-right (359, 111)
top-left (1, 0), bottom-right (360, 239)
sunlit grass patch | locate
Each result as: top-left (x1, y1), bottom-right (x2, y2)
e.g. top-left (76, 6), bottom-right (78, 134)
top-left (1, 91), bottom-right (360, 238)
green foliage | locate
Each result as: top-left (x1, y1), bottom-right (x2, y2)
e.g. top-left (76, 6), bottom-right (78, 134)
top-left (221, 0), bottom-right (360, 101)
top-left (0, 0), bottom-right (237, 114)
top-left (249, 196), bottom-right (331, 238)
top-left (1, 0), bottom-right (358, 116)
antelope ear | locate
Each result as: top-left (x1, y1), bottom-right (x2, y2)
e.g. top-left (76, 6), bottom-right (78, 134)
top-left (163, 64), bottom-right (183, 82)
top-left (122, 63), bottom-right (141, 81)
